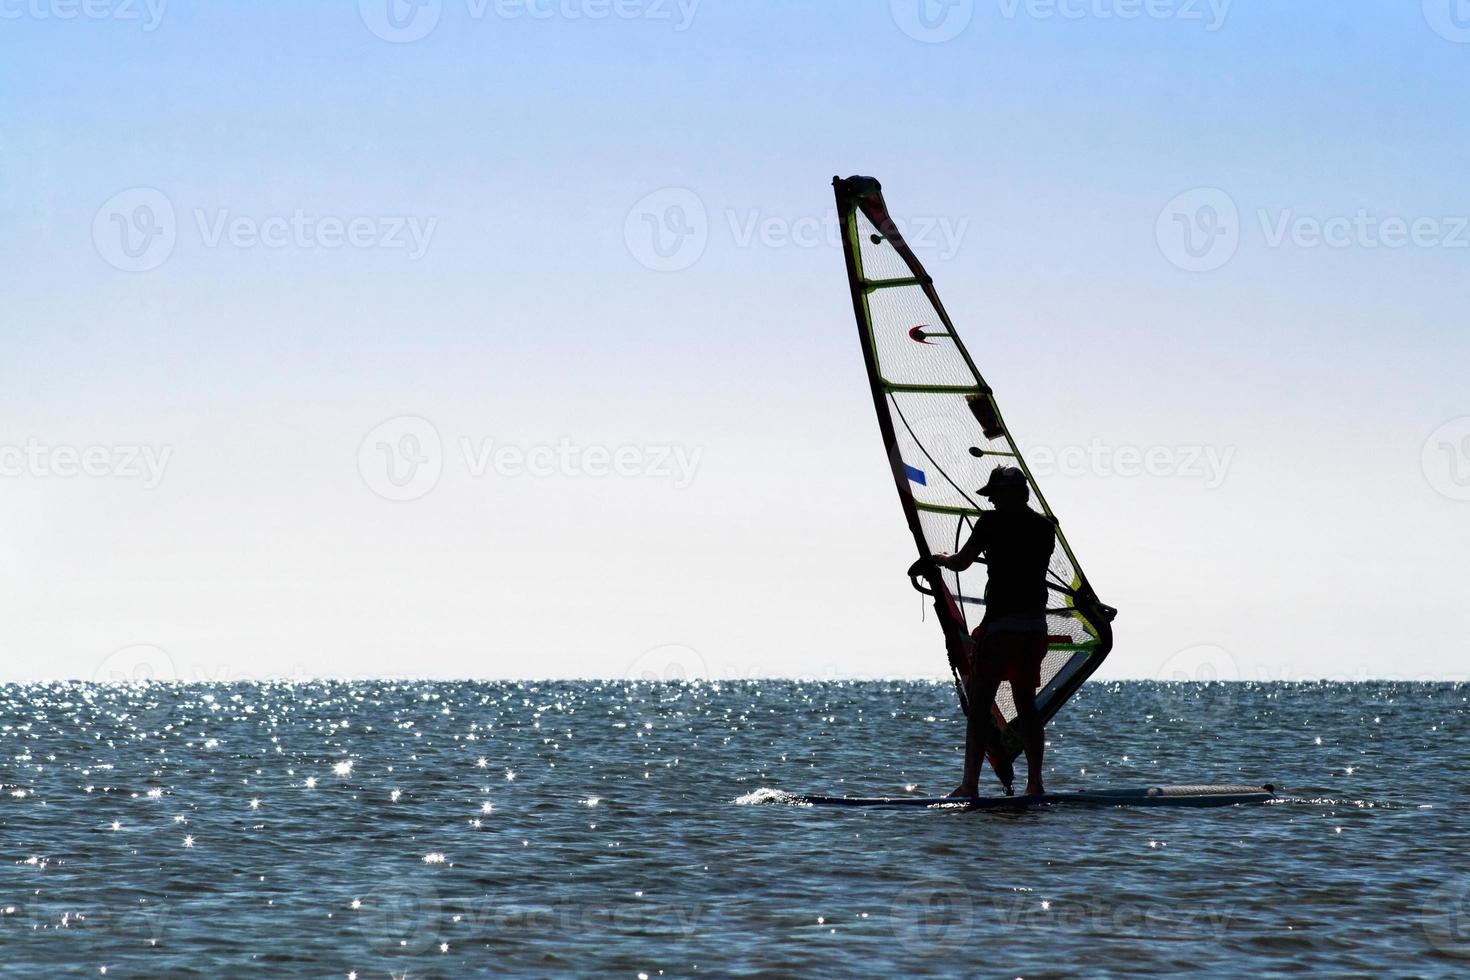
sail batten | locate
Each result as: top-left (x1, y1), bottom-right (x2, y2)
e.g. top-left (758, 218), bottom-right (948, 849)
top-left (864, 276), bottom-right (931, 291)
top-left (834, 175), bottom-right (1115, 766)
top-left (881, 383), bottom-right (985, 394)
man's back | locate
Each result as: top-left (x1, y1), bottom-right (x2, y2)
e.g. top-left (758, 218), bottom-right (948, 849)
top-left (975, 506), bottom-right (1056, 622)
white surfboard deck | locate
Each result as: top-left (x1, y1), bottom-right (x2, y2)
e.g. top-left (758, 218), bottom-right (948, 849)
top-left (759, 784), bottom-right (1276, 810)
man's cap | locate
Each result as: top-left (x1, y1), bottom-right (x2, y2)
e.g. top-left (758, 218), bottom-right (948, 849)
top-left (978, 466), bottom-right (1027, 496)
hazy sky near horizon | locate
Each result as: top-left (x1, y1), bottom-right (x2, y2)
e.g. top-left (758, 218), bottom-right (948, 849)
top-left (2, 0), bottom-right (1467, 684)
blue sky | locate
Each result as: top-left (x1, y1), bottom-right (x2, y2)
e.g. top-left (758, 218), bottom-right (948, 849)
top-left (1, 0), bottom-right (1467, 683)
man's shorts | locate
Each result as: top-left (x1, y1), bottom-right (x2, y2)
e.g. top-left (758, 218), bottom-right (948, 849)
top-left (970, 626), bottom-right (1048, 692)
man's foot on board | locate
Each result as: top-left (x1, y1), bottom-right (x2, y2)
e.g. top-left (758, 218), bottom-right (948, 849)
top-left (948, 785), bottom-right (979, 799)
top-left (1022, 783), bottom-right (1045, 798)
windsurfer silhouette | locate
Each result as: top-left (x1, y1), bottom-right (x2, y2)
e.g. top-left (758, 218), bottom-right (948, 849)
top-left (930, 466), bottom-right (1056, 799)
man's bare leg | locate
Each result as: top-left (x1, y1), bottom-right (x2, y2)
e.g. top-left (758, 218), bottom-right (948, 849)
top-left (1014, 692), bottom-right (1045, 796)
top-left (951, 672), bottom-right (1002, 798)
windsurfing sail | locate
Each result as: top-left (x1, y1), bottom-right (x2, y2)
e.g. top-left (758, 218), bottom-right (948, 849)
top-left (833, 176), bottom-right (1116, 777)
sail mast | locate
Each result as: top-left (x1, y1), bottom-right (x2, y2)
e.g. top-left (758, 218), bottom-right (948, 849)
top-left (833, 177), bottom-right (975, 714)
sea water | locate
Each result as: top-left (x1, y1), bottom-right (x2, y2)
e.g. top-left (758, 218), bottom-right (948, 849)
top-left (0, 681), bottom-right (1465, 977)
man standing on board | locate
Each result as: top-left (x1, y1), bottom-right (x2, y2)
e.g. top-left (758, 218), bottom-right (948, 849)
top-left (929, 466), bottom-right (1056, 799)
